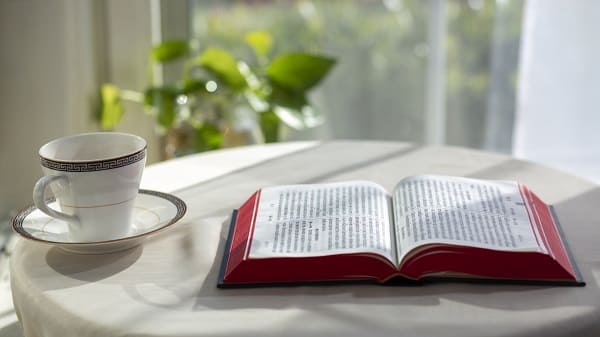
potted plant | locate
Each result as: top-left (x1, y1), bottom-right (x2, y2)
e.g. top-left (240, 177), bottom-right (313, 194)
top-left (99, 30), bottom-right (335, 159)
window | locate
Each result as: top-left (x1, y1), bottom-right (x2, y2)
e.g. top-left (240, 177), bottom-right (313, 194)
top-left (190, 0), bottom-right (523, 152)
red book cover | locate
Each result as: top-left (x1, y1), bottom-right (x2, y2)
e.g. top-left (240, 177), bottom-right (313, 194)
top-left (218, 176), bottom-right (584, 288)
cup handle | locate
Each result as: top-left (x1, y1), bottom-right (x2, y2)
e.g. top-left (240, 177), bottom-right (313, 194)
top-left (33, 175), bottom-right (80, 226)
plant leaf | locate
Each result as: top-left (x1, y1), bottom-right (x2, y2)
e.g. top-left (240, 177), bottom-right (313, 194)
top-left (269, 83), bottom-right (324, 130)
top-left (193, 123), bottom-right (222, 152)
top-left (259, 109), bottom-right (280, 143)
top-left (245, 30), bottom-right (273, 57)
top-left (179, 78), bottom-right (206, 95)
top-left (267, 53), bottom-right (336, 92)
top-left (195, 48), bottom-right (246, 91)
top-left (99, 84), bottom-right (123, 130)
top-left (270, 82), bottom-right (308, 110)
top-left (151, 40), bottom-right (190, 63)
top-left (144, 87), bottom-right (177, 129)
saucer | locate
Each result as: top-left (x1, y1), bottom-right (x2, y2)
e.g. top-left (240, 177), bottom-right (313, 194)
top-left (12, 189), bottom-right (187, 254)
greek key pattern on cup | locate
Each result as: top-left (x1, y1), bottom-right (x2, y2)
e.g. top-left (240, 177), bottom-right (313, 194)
top-left (40, 149), bottom-right (146, 172)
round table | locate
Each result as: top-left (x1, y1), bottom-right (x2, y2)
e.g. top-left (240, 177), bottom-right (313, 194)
top-left (10, 141), bottom-right (600, 337)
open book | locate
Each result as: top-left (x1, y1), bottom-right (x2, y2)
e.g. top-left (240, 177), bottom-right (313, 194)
top-left (218, 175), bottom-right (584, 287)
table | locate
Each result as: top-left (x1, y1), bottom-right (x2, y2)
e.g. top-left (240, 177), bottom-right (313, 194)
top-left (9, 141), bottom-right (600, 337)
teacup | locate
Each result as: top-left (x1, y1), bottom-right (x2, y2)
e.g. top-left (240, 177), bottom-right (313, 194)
top-left (32, 132), bottom-right (147, 242)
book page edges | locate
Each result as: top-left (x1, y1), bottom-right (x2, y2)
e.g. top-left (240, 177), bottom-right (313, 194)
top-left (523, 185), bottom-right (582, 283)
top-left (217, 210), bottom-right (238, 288)
top-left (549, 205), bottom-right (585, 285)
top-left (220, 191), bottom-right (261, 285)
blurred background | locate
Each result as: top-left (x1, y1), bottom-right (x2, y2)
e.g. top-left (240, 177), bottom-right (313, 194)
top-left (3, 0), bottom-right (600, 231)
top-left (1, 1), bottom-right (599, 334)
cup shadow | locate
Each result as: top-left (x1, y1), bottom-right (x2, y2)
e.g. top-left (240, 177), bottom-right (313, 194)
top-left (44, 245), bottom-right (143, 287)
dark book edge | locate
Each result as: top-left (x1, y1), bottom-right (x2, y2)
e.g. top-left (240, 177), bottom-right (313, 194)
top-left (217, 209), bottom-right (239, 289)
top-left (419, 276), bottom-right (584, 287)
top-left (217, 278), bottom-right (392, 289)
top-left (218, 274), bottom-right (584, 289)
top-left (218, 274), bottom-right (583, 289)
top-left (549, 205), bottom-right (586, 286)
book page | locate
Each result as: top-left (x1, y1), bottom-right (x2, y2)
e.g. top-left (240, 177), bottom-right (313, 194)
top-left (392, 175), bottom-right (545, 261)
top-left (249, 181), bottom-right (395, 263)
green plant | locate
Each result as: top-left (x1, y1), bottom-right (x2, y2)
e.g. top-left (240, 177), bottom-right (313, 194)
top-left (98, 30), bottom-right (335, 157)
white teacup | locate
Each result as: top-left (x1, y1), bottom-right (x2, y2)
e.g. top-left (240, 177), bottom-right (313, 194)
top-left (32, 132), bottom-right (147, 242)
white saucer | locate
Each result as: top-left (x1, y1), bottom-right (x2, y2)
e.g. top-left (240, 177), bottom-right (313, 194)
top-left (12, 189), bottom-right (187, 254)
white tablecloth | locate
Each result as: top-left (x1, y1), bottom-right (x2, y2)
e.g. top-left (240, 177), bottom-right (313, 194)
top-left (10, 141), bottom-right (600, 337)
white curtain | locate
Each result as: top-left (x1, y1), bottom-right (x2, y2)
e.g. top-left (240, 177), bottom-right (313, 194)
top-left (513, 0), bottom-right (600, 182)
